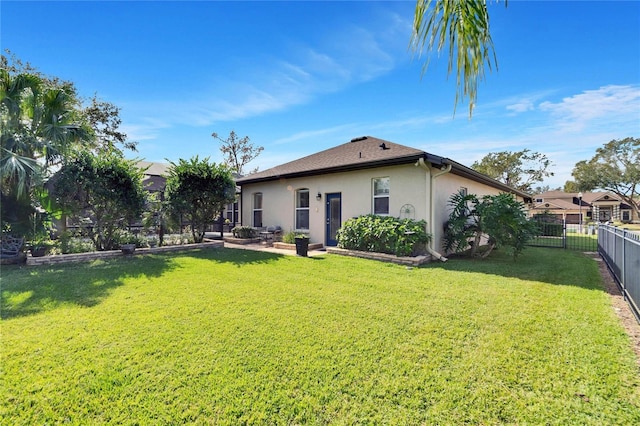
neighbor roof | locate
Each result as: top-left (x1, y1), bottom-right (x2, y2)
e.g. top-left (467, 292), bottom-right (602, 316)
top-left (236, 136), bottom-right (532, 200)
top-left (137, 161), bottom-right (170, 177)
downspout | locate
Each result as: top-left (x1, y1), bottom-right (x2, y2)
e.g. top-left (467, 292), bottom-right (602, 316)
top-left (416, 157), bottom-right (452, 262)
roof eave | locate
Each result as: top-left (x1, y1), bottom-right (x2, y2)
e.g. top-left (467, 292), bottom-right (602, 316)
top-left (236, 154), bottom-right (425, 185)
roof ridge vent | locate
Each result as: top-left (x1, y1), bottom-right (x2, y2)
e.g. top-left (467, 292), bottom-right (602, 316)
top-left (350, 136), bottom-right (367, 142)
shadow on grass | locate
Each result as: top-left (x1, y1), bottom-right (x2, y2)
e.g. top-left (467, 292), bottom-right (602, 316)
top-left (1, 255), bottom-right (180, 320)
top-left (421, 247), bottom-right (603, 290)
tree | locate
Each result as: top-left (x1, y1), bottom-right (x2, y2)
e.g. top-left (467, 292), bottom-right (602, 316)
top-left (83, 95), bottom-right (138, 153)
top-left (51, 151), bottom-right (146, 251)
top-left (563, 180), bottom-right (579, 193)
top-left (1, 67), bottom-right (87, 200)
top-left (572, 137), bottom-right (640, 219)
top-left (471, 149), bottom-right (554, 192)
top-left (211, 130), bottom-right (263, 175)
top-left (444, 190), bottom-right (538, 259)
top-left (165, 157), bottom-right (236, 243)
top-left (1, 52), bottom-right (137, 237)
top-left (411, 0), bottom-right (507, 117)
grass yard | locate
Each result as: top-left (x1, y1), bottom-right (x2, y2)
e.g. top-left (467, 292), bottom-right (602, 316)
top-left (2, 248), bottom-right (639, 424)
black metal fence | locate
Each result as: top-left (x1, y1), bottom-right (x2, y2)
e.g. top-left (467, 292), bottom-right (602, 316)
top-left (527, 218), bottom-right (598, 252)
top-left (598, 225), bottom-right (640, 321)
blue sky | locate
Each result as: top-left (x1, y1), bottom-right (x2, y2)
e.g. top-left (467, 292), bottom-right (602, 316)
top-left (2, 1), bottom-right (639, 190)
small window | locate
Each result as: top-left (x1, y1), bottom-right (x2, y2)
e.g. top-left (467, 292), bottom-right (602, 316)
top-left (253, 193), bottom-right (262, 227)
top-left (373, 177), bottom-right (390, 215)
top-left (460, 187), bottom-right (468, 197)
top-left (295, 189), bottom-right (310, 230)
top-left (622, 210), bottom-right (631, 221)
top-left (536, 198), bottom-right (543, 203)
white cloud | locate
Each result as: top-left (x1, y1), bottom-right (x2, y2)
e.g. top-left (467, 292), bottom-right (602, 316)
top-left (122, 9), bottom-right (410, 135)
top-left (538, 85), bottom-right (640, 132)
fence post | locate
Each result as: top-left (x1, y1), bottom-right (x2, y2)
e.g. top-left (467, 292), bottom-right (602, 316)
top-left (622, 229), bottom-right (627, 300)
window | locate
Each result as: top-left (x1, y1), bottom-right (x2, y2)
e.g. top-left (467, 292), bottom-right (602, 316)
top-left (253, 193), bottom-right (262, 227)
top-left (622, 210), bottom-right (631, 221)
top-left (226, 201), bottom-right (239, 224)
top-left (460, 187), bottom-right (468, 197)
top-left (373, 177), bottom-right (390, 215)
top-left (295, 189), bottom-right (310, 230)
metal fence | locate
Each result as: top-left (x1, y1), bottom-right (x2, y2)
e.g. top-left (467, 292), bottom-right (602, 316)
top-left (598, 225), bottom-right (640, 321)
top-left (527, 218), bottom-right (598, 252)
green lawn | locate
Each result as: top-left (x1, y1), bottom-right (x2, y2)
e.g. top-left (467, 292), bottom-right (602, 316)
top-left (2, 248), bottom-right (639, 424)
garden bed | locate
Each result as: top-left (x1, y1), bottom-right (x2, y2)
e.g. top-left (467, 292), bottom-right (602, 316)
top-left (26, 241), bottom-right (224, 266)
top-left (273, 241), bottom-right (324, 251)
top-left (326, 247), bottom-right (431, 266)
top-left (222, 236), bottom-right (262, 245)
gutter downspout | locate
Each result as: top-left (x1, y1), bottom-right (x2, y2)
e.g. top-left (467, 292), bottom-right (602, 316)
top-left (416, 158), bottom-right (451, 262)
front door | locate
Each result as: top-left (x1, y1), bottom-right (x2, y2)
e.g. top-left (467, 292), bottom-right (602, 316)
top-left (325, 193), bottom-right (341, 246)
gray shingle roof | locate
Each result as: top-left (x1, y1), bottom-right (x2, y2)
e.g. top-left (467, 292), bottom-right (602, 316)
top-left (236, 136), bottom-right (425, 184)
top-left (236, 136), bottom-right (532, 200)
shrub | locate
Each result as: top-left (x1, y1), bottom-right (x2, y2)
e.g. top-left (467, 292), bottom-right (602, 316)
top-left (231, 226), bottom-right (257, 239)
top-left (282, 231), bottom-right (296, 244)
top-left (336, 215), bottom-right (431, 257)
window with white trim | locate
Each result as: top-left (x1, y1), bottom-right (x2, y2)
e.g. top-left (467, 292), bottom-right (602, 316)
top-left (373, 177), bottom-right (390, 215)
top-left (253, 193), bottom-right (263, 227)
top-left (295, 189), bottom-right (310, 230)
top-left (622, 210), bottom-right (631, 221)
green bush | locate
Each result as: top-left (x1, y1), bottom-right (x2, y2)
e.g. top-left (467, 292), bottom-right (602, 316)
top-left (231, 226), bottom-right (257, 239)
top-left (336, 215), bottom-right (431, 257)
top-left (282, 231), bottom-right (296, 244)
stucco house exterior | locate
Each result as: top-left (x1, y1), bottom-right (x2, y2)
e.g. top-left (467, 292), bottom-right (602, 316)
top-left (529, 190), bottom-right (638, 224)
top-left (235, 136), bottom-right (532, 257)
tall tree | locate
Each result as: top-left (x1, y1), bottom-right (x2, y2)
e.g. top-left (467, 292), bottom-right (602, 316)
top-left (563, 180), bottom-right (579, 193)
top-left (211, 130), bottom-right (263, 175)
top-left (51, 151), bottom-right (147, 251)
top-left (165, 157), bottom-right (236, 243)
top-left (1, 68), bottom-right (86, 199)
top-left (471, 149), bottom-right (554, 193)
top-left (411, 0), bottom-right (507, 116)
top-left (83, 96), bottom-right (138, 153)
top-left (572, 137), bottom-right (640, 219)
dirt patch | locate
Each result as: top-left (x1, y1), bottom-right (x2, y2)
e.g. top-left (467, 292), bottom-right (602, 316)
top-left (588, 252), bottom-right (640, 366)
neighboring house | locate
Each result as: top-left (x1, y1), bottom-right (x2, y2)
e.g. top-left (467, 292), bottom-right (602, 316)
top-left (235, 136), bottom-right (532, 257)
top-left (530, 190), bottom-right (638, 224)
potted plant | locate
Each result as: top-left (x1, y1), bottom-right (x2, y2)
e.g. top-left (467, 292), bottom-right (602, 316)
top-left (294, 234), bottom-right (310, 257)
top-left (119, 232), bottom-right (138, 255)
top-left (29, 236), bottom-right (52, 257)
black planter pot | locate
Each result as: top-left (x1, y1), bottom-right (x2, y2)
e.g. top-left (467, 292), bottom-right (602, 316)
top-left (120, 244), bottom-right (136, 255)
top-left (30, 247), bottom-right (47, 257)
top-left (294, 237), bottom-right (309, 257)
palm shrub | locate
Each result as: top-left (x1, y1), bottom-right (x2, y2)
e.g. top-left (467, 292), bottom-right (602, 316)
top-left (444, 190), bottom-right (539, 259)
top-left (337, 215), bottom-right (431, 256)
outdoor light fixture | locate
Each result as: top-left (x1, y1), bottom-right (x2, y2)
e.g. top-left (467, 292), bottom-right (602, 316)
top-left (316, 192), bottom-right (322, 201)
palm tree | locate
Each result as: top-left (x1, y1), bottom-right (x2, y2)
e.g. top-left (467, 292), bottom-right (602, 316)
top-left (411, 0), bottom-right (506, 117)
top-left (1, 68), bottom-right (86, 199)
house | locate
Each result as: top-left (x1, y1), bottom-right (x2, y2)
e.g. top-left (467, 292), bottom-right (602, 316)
top-left (530, 190), bottom-right (638, 224)
top-left (235, 136), bottom-right (532, 258)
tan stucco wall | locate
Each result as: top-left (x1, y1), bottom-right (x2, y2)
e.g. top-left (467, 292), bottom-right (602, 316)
top-left (240, 164), bottom-right (530, 251)
top-left (431, 172), bottom-right (518, 253)
top-left (239, 164), bottom-right (428, 245)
